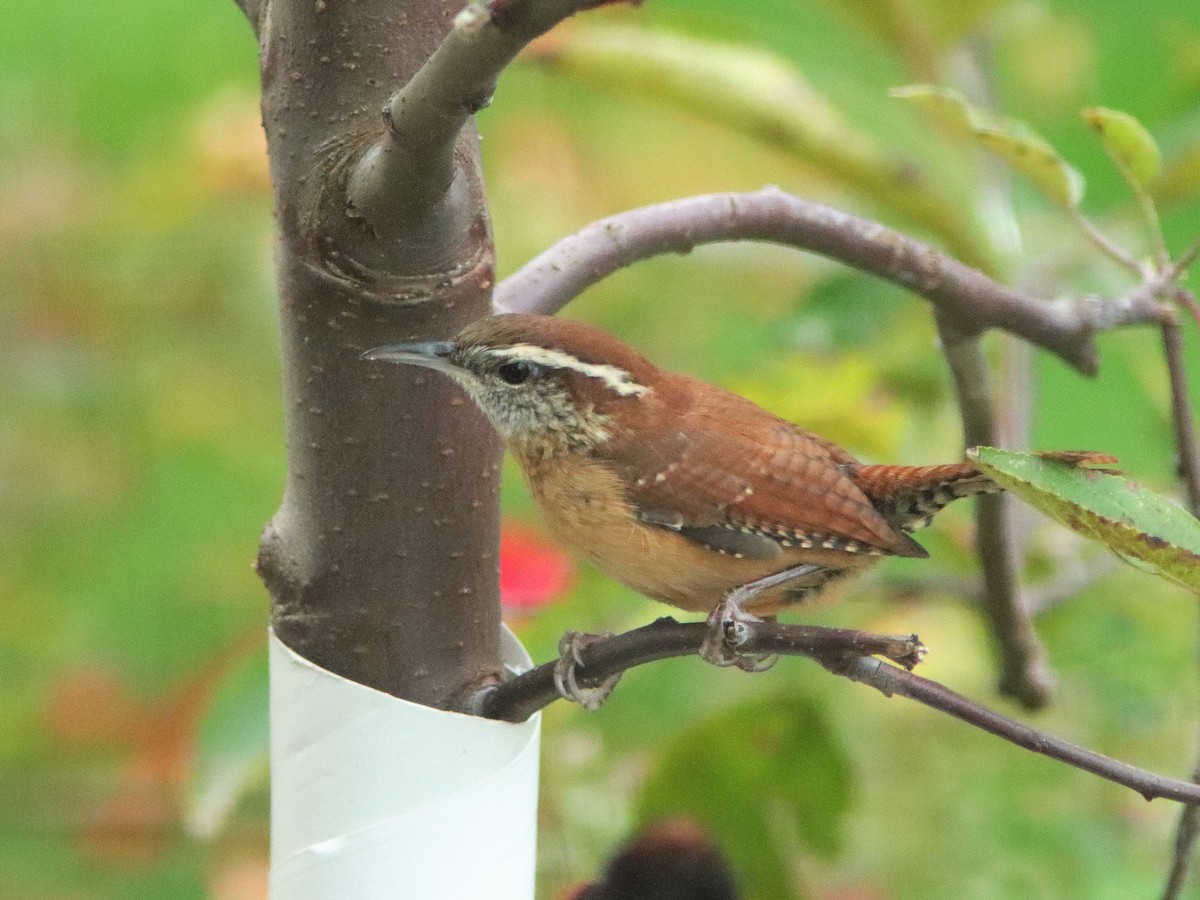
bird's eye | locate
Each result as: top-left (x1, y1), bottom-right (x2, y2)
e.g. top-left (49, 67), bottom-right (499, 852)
top-left (497, 360), bottom-right (538, 385)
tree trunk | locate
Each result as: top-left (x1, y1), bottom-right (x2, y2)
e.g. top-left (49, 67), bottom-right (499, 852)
top-left (246, 0), bottom-right (503, 709)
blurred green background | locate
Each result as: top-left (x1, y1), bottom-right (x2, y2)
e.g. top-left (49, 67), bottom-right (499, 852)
top-left (2, 0), bottom-right (1200, 897)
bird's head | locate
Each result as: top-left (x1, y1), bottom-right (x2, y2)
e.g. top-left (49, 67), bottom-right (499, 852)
top-left (363, 314), bottom-right (659, 453)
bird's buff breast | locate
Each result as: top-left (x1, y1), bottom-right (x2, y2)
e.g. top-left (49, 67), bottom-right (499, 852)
top-left (516, 450), bottom-right (872, 615)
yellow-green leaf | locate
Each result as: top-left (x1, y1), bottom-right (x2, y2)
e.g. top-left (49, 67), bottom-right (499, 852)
top-left (894, 85), bottom-right (1085, 207)
top-left (974, 127), bottom-right (1085, 207)
top-left (969, 447), bottom-right (1200, 594)
top-left (1083, 107), bottom-right (1163, 188)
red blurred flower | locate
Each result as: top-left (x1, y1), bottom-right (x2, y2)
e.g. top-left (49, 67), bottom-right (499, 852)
top-left (500, 520), bottom-right (575, 611)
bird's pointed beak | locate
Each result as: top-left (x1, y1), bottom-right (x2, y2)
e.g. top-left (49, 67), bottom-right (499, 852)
top-left (360, 340), bottom-right (461, 377)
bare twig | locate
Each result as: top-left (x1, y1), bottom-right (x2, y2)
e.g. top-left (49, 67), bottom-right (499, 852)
top-left (1070, 208), bottom-right (1145, 276)
top-left (1166, 800), bottom-right (1200, 899)
top-left (474, 620), bottom-right (1200, 805)
top-left (1166, 235), bottom-right (1200, 286)
top-left (818, 653), bottom-right (1200, 804)
top-left (1160, 300), bottom-right (1200, 900)
top-left (937, 320), bottom-right (1053, 709)
top-left (495, 189), bottom-right (1173, 375)
top-left (345, 0), bottom-right (609, 236)
top-left (1136, 189), bottom-right (1171, 271)
top-left (1176, 291), bottom-right (1200, 332)
top-left (1122, 238), bottom-right (1200, 325)
top-left (1162, 312), bottom-right (1200, 514)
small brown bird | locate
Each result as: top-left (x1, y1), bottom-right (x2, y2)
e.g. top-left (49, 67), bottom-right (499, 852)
top-left (365, 314), bottom-right (1105, 686)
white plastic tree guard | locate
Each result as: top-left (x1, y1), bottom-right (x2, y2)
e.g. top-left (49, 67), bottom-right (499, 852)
top-left (268, 629), bottom-right (541, 899)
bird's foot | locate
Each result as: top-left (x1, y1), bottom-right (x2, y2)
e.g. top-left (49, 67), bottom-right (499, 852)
top-left (553, 631), bottom-right (623, 711)
top-left (700, 598), bottom-right (778, 672)
top-left (701, 564), bottom-right (827, 671)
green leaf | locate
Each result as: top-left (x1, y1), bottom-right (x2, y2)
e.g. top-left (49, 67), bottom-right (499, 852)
top-left (636, 692), bottom-right (853, 898)
top-left (968, 447), bottom-right (1200, 594)
top-left (893, 85), bottom-right (1085, 208)
top-left (1082, 107), bottom-right (1162, 188)
top-left (972, 128), bottom-right (1085, 208)
top-left (184, 643), bottom-right (269, 837)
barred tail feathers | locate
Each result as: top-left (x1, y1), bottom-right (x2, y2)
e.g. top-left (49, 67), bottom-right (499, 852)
top-left (851, 462), bottom-right (1000, 532)
top-left (851, 451), bottom-right (1118, 533)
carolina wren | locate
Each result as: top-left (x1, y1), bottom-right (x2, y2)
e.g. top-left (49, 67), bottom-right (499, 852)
top-left (365, 314), bottom-right (1103, 676)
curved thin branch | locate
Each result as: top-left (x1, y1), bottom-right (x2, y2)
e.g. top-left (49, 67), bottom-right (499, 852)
top-left (494, 188), bottom-right (1174, 375)
top-left (474, 620), bottom-right (1200, 805)
top-left (474, 618), bottom-right (924, 721)
top-left (346, 0), bottom-right (613, 232)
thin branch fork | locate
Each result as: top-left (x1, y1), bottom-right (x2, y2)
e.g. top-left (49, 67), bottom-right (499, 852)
top-left (494, 188), bottom-right (1175, 375)
top-left (346, 0), bottom-right (614, 230)
top-left (473, 619), bottom-right (1200, 806)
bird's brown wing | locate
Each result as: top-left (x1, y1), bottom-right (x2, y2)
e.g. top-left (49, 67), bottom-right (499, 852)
top-left (603, 380), bottom-right (926, 559)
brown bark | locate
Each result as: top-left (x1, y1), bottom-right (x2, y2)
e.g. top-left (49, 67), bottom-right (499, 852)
top-left (246, 0), bottom-right (504, 708)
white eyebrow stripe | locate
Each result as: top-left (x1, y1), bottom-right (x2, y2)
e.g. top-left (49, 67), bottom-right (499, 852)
top-left (492, 344), bottom-right (652, 397)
